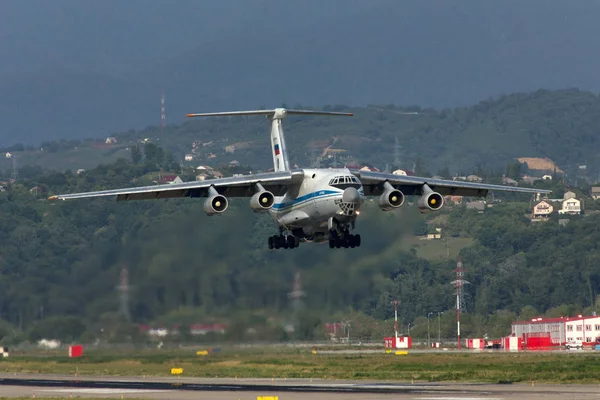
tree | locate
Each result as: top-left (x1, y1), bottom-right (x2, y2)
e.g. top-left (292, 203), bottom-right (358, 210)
top-left (130, 145), bottom-right (142, 164)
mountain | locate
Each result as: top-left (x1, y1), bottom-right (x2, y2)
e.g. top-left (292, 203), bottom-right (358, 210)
top-left (2, 1), bottom-right (600, 145)
top-left (3, 88), bottom-right (600, 182)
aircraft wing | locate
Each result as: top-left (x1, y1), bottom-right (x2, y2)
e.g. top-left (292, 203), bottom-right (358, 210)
top-left (48, 170), bottom-right (304, 202)
top-left (353, 170), bottom-right (552, 197)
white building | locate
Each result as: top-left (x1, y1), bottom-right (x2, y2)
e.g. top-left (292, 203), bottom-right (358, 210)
top-left (565, 316), bottom-right (600, 344)
top-left (558, 198), bottom-right (581, 215)
top-left (533, 200), bottom-right (553, 218)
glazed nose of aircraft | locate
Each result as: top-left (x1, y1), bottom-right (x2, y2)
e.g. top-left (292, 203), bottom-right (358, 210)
top-left (342, 187), bottom-right (361, 205)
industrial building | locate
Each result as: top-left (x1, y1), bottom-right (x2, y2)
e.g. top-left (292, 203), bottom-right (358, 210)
top-left (511, 315), bottom-right (600, 347)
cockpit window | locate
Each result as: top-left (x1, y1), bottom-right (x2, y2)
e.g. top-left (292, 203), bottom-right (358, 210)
top-left (329, 175), bottom-right (361, 190)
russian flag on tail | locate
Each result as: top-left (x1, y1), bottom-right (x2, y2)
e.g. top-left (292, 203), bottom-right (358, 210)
top-left (274, 144), bottom-right (281, 155)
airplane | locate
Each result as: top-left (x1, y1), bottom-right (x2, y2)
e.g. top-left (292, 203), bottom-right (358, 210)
top-left (48, 108), bottom-right (551, 250)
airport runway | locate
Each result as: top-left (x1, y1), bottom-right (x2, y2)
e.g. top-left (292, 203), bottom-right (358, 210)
top-left (1, 374), bottom-right (600, 399)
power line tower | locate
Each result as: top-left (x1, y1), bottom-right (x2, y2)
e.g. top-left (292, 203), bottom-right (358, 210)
top-left (288, 271), bottom-right (305, 312)
top-left (393, 136), bottom-right (404, 169)
top-left (10, 155), bottom-right (18, 182)
top-left (116, 266), bottom-right (131, 321)
top-left (161, 93), bottom-right (166, 131)
top-left (391, 300), bottom-right (400, 338)
top-left (450, 258), bottom-right (469, 349)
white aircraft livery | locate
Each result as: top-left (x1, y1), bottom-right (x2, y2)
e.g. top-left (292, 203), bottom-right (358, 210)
top-left (49, 108), bottom-right (551, 249)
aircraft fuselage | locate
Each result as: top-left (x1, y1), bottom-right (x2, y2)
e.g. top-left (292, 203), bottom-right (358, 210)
top-left (268, 168), bottom-right (365, 242)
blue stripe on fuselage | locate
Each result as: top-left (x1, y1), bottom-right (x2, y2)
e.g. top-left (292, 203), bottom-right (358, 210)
top-left (272, 189), bottom-right (340, 211)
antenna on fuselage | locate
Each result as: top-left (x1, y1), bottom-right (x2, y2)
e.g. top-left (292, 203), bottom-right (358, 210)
top-left (186, 108), bottom-right (353, 172)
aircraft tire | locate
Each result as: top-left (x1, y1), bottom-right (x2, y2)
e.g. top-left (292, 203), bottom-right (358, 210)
top-left (355, 234), bottom-right (361, 247)
top-left (268, 236), bottom-right (274, 249)
top-left (281, 235), bottom-right (289, 249)
top-left (286, 235), bottom-right (295, 249)
top-left (349, 234), bottom-right (356, 248)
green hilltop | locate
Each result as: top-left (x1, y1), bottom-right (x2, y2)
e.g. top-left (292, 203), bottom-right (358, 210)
top-left (2, 88), bottom-right (600, 180)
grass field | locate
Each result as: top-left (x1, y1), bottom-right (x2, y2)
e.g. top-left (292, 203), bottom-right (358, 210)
top-left (1, 348), bottom-right (600, 384)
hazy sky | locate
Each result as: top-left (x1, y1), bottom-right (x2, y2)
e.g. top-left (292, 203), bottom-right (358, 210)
top-left (1, 0), bottom-right (600, 143)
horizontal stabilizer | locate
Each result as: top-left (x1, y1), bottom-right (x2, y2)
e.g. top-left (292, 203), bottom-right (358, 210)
top-left (186, 108), bottom-right (353, 119)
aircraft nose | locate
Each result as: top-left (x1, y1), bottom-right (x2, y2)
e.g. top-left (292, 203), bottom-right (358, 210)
top-left (342, 187), bottom-right (361, 204)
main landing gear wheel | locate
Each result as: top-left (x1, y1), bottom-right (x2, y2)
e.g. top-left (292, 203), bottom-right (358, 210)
top-left (328, 231), bottom-right (361, 249)
top-left (268, 234), bottom-right (299, 250)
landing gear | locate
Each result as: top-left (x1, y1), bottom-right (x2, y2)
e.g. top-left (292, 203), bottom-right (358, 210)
top-left (328, 229), bottom-right (361, 249)
top-left (268, 234), bottom-right (299, 250)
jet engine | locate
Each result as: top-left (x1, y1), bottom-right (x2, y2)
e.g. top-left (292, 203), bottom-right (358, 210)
top-left (250, 190), bottom-right (275, 211)
top-left (378, 182), bottom-right (405, 211)
top-left (378, 188), bottom-right (405, 211)
top-left (204, 194), bottom-right (228, 215)
top-left (417, 184), bottom-right (444, 213)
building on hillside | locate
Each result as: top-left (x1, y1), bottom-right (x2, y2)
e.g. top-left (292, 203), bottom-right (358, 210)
top-left (466, 175), bottom-right (483, 182)
top-left (184, 154), bottom-right (194, 161)
top-left (542, 174), bottom-right (553, 180)
top-left (392, 169), bottom-right (414, 176)
top-left (533, 200), bottom-right (553, 218)
top-left (154, 175), bottom-right (183, 185)
top-left (444, 195), bottom-right (463, 204)
top-left (558, 198), bottom-right (582, 215)
top-left (564, 190), bottom-right (577, 200)
top-left (591, 187), bottom-right (600, 200)
top-left (105, 137), bottom-right (118, 144)
top-left (502, 176), bottom-right (518, 186)
top-left (521, 175), bottom-right (540, 185)
top-left (196, 174), bottom-right (207, 181)
top-left (565, 315), bottom-right (600, 344)
top-left (466, 201), bottom-right (485, 213)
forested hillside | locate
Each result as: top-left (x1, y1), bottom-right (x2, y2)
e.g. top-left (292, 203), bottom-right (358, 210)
top-left (4, 89), bottom-right (600, 181)
top-left (0, 143), bottom-right (599, 344)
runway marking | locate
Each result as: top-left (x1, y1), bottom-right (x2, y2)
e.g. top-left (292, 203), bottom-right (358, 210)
top-left (42, 388), bottom-right (171, 394)
top-left (414, 398), bottom-right (503, 400)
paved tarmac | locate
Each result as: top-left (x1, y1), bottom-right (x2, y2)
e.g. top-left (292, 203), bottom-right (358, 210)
top-left (1, 374), bottom-right (599, 399)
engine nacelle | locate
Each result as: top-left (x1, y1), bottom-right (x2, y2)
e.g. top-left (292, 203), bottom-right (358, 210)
top-left (250, 190), bottom-right (275, 211)
top-left (204, 194), bottom-right (228, 215)
top-left (378, 189), bottom-right (405, 211)
top-left (417, 191), bottom-right (444, 213)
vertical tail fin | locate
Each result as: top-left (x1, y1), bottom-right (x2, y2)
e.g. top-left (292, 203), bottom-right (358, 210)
top-left (186, 108), bottom-right (353, 172)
